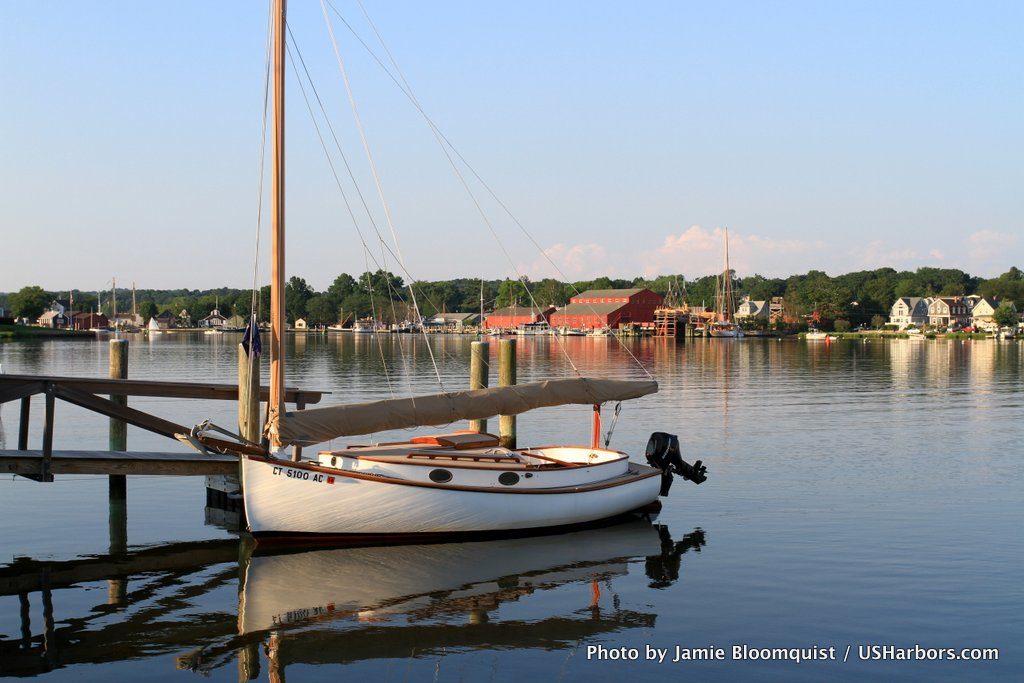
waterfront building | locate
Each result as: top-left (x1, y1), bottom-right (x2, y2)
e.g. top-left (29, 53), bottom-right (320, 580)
top-left (199, 308), bottom-right (227, 329)
top-left (425, 312), bottom-right (479, 332)
top-left (484, 305), bottom-right (555, 330)
top-left (735, 298), bottom-right (769, 321)
top-left (970, 297), bottom-right (1014, 331)
top-left (927, 297), bottom-right (971, 329)
top-left (549, 288), bottom-right (662, 330)
top-left (154, 310), bottom-right (176, 329)
top-left (889, 297), bottom-right (931, 329)
top-left (71, 312), bottom-right (109, 330)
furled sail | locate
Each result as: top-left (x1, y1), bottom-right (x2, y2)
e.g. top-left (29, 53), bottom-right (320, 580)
top-left (276, 378), bottom-right (657, 446)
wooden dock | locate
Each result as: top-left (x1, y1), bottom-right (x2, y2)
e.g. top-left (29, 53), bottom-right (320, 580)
top-left (0, 449), bottom-right (238, 477)
top-left (0, 370), bottom-right (326, 480)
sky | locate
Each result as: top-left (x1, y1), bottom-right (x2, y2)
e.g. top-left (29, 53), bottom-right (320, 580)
top-left (1, 0), bottom-right (1021, 292)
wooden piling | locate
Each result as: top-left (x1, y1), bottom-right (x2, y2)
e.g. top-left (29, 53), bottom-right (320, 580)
top-left (42, 384), bottom-right (55, 480)
top-left (238, 344), bottom-right (261, 444)
top-left (18, 397), bottom-right (30, 450)
top-left (108, 339), bottom-right (128, 500)
top-left (468, 341), bottom-right (489, 433)
top-left (498, 339), bottom-right (516, 449)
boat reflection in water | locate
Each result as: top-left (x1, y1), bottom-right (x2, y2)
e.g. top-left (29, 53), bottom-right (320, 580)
top-left (218, 520), bottom-right (705, 676)
top-left (0, 521), bottom-right (704, 678)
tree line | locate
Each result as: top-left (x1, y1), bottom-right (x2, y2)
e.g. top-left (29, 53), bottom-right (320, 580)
top-left (3, 266), bottom-right (1022, 326)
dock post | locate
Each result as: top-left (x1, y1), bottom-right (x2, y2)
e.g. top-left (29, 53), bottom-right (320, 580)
top-left (108, 339), bottom-right (128, 500)
top-left (469, 341), bottom-right (490, 433)
top-left (498, 339), bottom-right (517, 449)
top-left (18, 397), bottom-right (30, 450)
top-left (107, 340), bottom-right (129, 605)
top-left (238, 344), bottom-right (261, 443)
top-left (42, 383), bottom-right (55, 481)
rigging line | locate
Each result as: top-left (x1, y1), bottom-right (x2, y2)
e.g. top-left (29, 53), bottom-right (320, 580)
top-left (289, 28), bottom-right (460, 388)
top-left (319, 0), bottom-right (445, 392)
top-left (327, 3), bottom-right (581, 377)
top-left (290, 26), bottom-right (446, 393)
top-left (283, 29), bottom-right (470, 348)
top-left (364, 254), bottom-right (396, 398)
top-left (286, 32), bottom-right (420, 390)
top-left (284, 38), bottom-right (398, 397)
top-left (330, 2), bottom-right (653, 379)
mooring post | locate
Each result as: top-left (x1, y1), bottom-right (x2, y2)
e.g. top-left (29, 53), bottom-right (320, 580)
top-left (238, 344), bottom-right (261, 443)
top-left (18, 397), bottom-right (30, 450)
top-left (42, 382), bottom-right (55, 481)
top-left (108, 339), bottom-right (128, 500)
top-left (469, 341), bottom-right (490, 433)
top-left (498, 339), bottom-right (517, 449)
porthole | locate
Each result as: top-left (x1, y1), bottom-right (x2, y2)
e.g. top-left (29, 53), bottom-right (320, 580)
top-left (429, 469), bottom-right (453, 483)
top-left (499, 472), bottom-right (520, 486)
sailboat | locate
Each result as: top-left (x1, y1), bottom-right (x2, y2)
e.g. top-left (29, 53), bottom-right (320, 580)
top-left (207, 1), bottom-right (706, 540)
top-left (708, 229), bottom-right (743, 338)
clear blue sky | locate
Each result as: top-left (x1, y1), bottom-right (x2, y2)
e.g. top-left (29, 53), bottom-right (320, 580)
top-left (2, 0), bottom-right (1021, 292)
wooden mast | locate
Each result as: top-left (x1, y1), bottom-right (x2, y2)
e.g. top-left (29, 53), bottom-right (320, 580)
top-left (269, 0), bottom-right (287, 450)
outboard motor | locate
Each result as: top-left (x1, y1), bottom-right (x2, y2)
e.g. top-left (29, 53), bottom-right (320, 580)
top-left (645, 432), bottom-right (707, 496)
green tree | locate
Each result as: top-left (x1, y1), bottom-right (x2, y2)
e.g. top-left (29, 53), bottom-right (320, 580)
top-left (139, 301), bottom-right (158, 321)
top-left (870, 314), bottom-right (886, 329)
top-left (285, 276), bottom-right (313, 322)
top-left (10, 285), bottom-right (50, 320)
top-left (495, 278), bottom-right (530, 308)
top-left (304, 295), bottom-right (337, 326)
top-left (993, 302), bottom-right (1019, 329)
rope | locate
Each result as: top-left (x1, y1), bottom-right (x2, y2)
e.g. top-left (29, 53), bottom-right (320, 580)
top-left (324, 0), bottom-right (583, 377)
top-left (319, 0), bottom-right (446, 392)
top-left (325, 1), bottom-right (654, 380)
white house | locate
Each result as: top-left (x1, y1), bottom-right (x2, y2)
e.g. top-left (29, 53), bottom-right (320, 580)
top-left (971, 298), bottom-right (1015, 331)
top-left (888, 297), bottom-right (930, 329)
top-left (199, 308), bottom-right (227, 328)
top-left (735, 298), bottom-right (769, 320)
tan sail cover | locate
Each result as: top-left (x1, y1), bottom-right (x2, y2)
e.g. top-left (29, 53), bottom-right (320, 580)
top-left (276, 378), bottom-right (657, 446)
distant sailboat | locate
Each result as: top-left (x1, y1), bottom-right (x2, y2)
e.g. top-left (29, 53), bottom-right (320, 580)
top-left (708, 229), bottom-right (743, 338)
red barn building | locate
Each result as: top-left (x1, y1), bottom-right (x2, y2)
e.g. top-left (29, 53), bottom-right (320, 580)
top-left (484, 305), bottom-right (555, 330)
top-left (550, 288), bottom-right (663, 330)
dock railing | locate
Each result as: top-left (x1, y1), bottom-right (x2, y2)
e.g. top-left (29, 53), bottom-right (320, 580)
top-left (0, 374), bottom-right (325, 481)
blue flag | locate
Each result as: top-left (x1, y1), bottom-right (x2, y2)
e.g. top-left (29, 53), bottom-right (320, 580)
top-left (242, 315), bottom-right (262, 357)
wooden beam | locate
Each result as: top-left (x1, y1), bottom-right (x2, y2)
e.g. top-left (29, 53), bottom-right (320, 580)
top-left (0, 374), bottom-right (325, 405)
top-left (0, 450), bottom-right (238, 478)
top-left (0, 381), bottom-right (44, 405)
top-left (52, 385), bottom-right (186, 439)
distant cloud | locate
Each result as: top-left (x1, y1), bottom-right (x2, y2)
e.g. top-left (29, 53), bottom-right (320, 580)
top-left (522, 226), bottom-right (1016, 282)
top-left (849, 240), bottom-right (947, 271)
top-left (639, 225), bottom-right (824, 278)
top-left (522, 242), bottom-right (610, 280)
top-left (966, 230), bottom-right (1017, 274)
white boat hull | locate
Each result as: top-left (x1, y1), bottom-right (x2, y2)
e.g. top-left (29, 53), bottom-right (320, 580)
top-left (242, 455), bottom-right (662, 537)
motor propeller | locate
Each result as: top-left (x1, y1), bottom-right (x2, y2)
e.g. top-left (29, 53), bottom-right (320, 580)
top-left (645, 432), bottom-right (707, 496)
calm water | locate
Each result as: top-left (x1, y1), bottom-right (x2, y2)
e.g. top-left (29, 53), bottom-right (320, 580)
top-left (0, 333), bottom-right (1021, 681)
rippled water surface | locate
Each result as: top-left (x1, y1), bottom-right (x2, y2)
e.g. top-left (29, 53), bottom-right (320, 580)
top-left (1, 333), bottom-right (1021, 681)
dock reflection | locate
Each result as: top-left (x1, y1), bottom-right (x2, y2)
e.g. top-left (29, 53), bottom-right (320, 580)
top-left (0, 521), bottom-right (705, 678)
